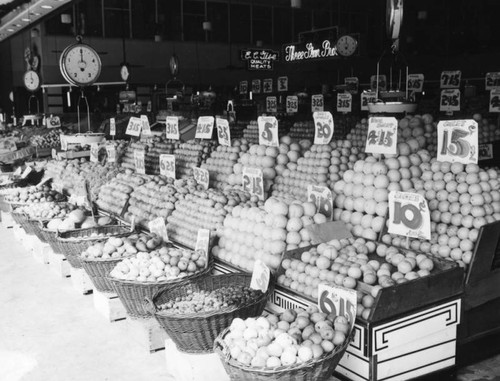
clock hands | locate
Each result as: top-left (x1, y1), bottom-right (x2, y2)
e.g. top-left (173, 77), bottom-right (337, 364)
top-left (78, 48), bottom-right (87, 71)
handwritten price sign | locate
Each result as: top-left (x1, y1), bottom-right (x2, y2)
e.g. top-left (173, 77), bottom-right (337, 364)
top-left (263, 79), bottom-right (273, 93)
top-left (318, 284), bottom-right (357, 331)
top-left (148, 217), bottom-right (169, 242)
top-left (90, 143), bottom-right (99, 163)
top-left (110, 118), bottom-right (116, 136)
top-left (286, 96), bottom-right (298, 113)
top-left (337, 93), bottom-right (352, 113)
top-left (20, 166), bottom-right (32, 179)
top-left (60, 135), bottom-right (68, 151)
top-left (307, 185), bottom-right (333, 220)
top-left (266, 96), bottom-right (277, 113)
top-left (277, 76), bottom-right (288, 92)
top-left (134, 150), bottom-right (146, 174)
top-left (252, 79), bottom-right (261, 94)
top-left (126, 116), bottom-right (142, 136)
top-left (239, 80), bottom-right (248, 95)
top-left (407, 74), bottom-right (424, 93)
top-left (313, 111), bottom-right (334, 145)
top-left (166, 116), bottom-right (180, 140)
top-left (51, 148), bottom-right (58, 160)
top-left (440, 89), bottom-right (461, 112)
top-left (440, 70), bottom-right (461, 88)
top-left (345, 77), bottom-right (359, 94)
top-left (311, 94), bottom-right (324, 112)
top-left (195, 228), bottom-right (210, 265)
top-left (361, 91), bottom-right (377, 111)
top-left (258, 116), bottom-right (279, 147)
top-left (490, 89), bottom-right (500, 113)
top-left (159, 154), bottom-right (175, 179)
top-left (216, 118), bottom-right (231, 146)
top-left (196, 116), bottom-right (215, 139)
top-left (370, 75), bottom-right (387, 91)
top-left (365, 117), bottom-right (398, 155)
top-left (485, 72), bottom-right (500, 90)
top-left (250, 259), bottom-right (270, 293)
top-left (193, 167), bottom-right (209, 190)
top-left (106, 145), bottom-right (116, 163)
top-left (437, 119), bottom-right (478, 164)
top-left (141, 115), bottom-right (151, 136)
top-left (388, 191), bottom-right (431, 240)
top-left (242, 167), bottom-right (264, 200)
top-left (47, 116), bottom-right (61, 128)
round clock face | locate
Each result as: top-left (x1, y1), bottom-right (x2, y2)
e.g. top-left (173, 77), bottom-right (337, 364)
top-left (336, 35), bottom-right (358, 57)
top-left (24, 70), bottom-right (40, 92)
top-left (120, 64), bottom-right (130, 81)
top-left (60, 43), bottom-right (101, 86)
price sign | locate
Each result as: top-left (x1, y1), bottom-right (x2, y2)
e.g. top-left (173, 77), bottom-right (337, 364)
top-left (20, 166), bottom-right (32, 179)
top-left (159, 154), bottom-right (175, 179)
top-left (277, 76), bottom-right (288, 92)
top-left (110, 118), bottom-right (116, 136)
top-left (195, 116), bottom-right (215, 139)
top-left (370, 75), bottom-right (387, 91)
top-left (216, 118), bottom-right (231, 146)
top-left (193, 167), bottom-right (209, 190)
top-left (195, 228), bottom-right (210, 265)
top-left (148, 217), bottom-right (168, 242)
top-left (239, 80), bottom-right (248, 95)
top-left (361, 91), bottom-right (377, 111)
top-left (106, 145), bottom-right (116, 163)
top-left (266, 96), bottom-right (277, 113)
top-left (490, 89), bottom-right (500, 113)
top-left (134, 150), bottom-right (146, 174)
top-left (263, 79), bottom-right (273, 93)
top-left (311, 94), bottom-right (324, 112)
top-left (141, 115), bottom-right (151, 136)
top-left (485, 72), bottom-right (500, 90)
top-left (47, 116), bottom-right (61, 128)
top-left (388, 191), bottom-right (431, 240)
top-left (318, 284), bottom-right (357, 330)
top-left (60, 135), bottom-right (68, 151)
top-left (51, 148), bottom-right (57, 160)
top-left (252, 79), bottom-right (261, 94)
top-left (479, 144), bottom-right (494, 160)
top-left (123, 104), bottom-right (130, 113)
top-left (165, 116), bottom-right (180, 140)
top-left (345, 77), bottom-right (359, 94)
top-left (307, 185), bottom-right (333, 220)
top-left (250, 259), bottom-right (270, 293)
top-left (258, 116), bottom-right (279, 147)
top-left (437, 119), bottom-right (478, 164)
top-left (313, 111), bottom-right (334, 145)
top-left (286, 96), bottom-right (298, 113)
top-left (440, 89), bottom-right (461, 112)
top-left (407, 74), bottom-right (424, 93)
top-left (90, 143), bottom-right (99, 163)
top-left (365, 117), bottom-right (398, 155)
top-left (337, 93), bottom-right (352, 113)
top-left (125, 116), bottom-right (142, 136)
top-left (440, 70), bottom-right (461, 88)
top-left (242, 167), bottom-right (264, 200)
top-left (13, 167), bottom-right (22, 176)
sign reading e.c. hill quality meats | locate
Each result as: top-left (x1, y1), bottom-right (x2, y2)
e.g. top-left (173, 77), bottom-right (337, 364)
top-left (240, 49), bottom-right (279, 70)
top-left (283, 39), bottom-right (339, 63)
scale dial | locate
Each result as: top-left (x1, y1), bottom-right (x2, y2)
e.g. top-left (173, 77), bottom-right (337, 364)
top-left (120, 64), bottom-right (130, 81)
top-left (60, 40), bottom-right (101, 87)
top-left (23, 70), bottom-right (40, 92)
top-left (336, 35), bottom-right (358, 57)
top-left (387, 0), bottom-right (404, 40)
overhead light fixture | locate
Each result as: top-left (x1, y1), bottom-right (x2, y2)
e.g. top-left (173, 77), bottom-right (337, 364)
top-left (291, 0), bottom-right (301, 8)
top-left (41, 5), bottom-right (53, 9)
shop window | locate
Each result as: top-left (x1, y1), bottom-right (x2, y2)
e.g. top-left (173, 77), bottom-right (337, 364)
top-left (253, 6), bottom-right (272, 45)
top-left (131, 0), bottom-right (156, 39)
top-left (158, 0), bottom-right (182, 41)
top-left (104, 0), bottom-right (130, 38)
top-left (207, 2), bottom-right (228, 43)
top-left (183, 0), bottom-right (205, 41)
top-left (230, 4), bottom-right (250, 43)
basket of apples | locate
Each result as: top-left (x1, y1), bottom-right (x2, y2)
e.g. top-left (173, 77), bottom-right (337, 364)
top-left (214, 307), bottom-right (353, 381)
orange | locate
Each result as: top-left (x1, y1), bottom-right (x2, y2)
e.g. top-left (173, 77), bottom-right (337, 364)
top-left (374, 189), bottom-right (389, 202)
top-left (441, 212), bottom-right (452, 224)
top-left (439, 161), bottom-right (452, 173)
top-left (398, 156), bottom-right (411, 168)
top-left (445, 181), bottom-right (458, 193)
top-left (468, 228), bottom-right (480, 241)
top-left (375, 202), bottom-right (388, 217)
top-left (343, 183), bottom-right (353, 197)
top-left (459, 193), bottom-right (471, 205)
top-left (374, 175), bottom-right (390, 189)
top-left (388, 182), bottom-right (402, 192)
top-left (433, 180), bottom-right (446, 191)
top-left (470, 194), bottom-right (485, 206)
top-left (385, 158), bottom-right (400, 170)
top-left (468, 183), bottom-right (482, 195)
top-left (362, 186), bottom-right (376, 200)
top-left (449, 202), bottom-right (461, 214)
top-left (431, 210), bottom-right (441, 223)
top-left (432, 171), bottom-right (444, 181)
top-left (438, 201), bottom-right (450, 213)
top-left (472, 217), bottom-right (486, 230)
top-left (462, 215), bottom-right (474, 228)
top-left (466, 173), bottom-right (480, 185)
top-left (387, 169), bottom-right (402, 182)
top-left (425, 190), bottom-right (437, 201)
top-left (450, 162), bottom-right (464, 174)
top-left (343, 197), bottom-right (355, 211)
top-left (447, 192), bottom-right (460, 203)
top-left (421, 170), bottom-right (433, 181)
top-left (471, 206), bottom-right (486, 218)
top-left (399, 168), bottom-right (411, 180)
top-left (465, 163), bottom-right (480, 174)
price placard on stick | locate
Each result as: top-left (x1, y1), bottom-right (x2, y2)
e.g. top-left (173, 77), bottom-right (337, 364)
top-left (106, 145), bottom-right (116, 163)
top-left (126, 116), bottom-right (142, 136)
top-left (134, 150), bottom-right (146, 174)
top-left (196, 116), bottom-right (215, 139)
top-left (159, 154), bottom-right (175, 178)
top-left (252, 79), bottom-right (261, 94)
top-left (440, 89), bottom-right (461, 112)
top-left (263, 79), bottom-right (273, 93)
top-left (250, 259), bottom-right (270, 293)
top-left (242, 167), bottom-right (264, 200)
top-left (239, 81), bottom-right (248, 95)
top-left (440, 70), bottom-right (461, 88)
top-left (365, 117), bottom-right (398, 155)
top-left (313, 111), bottom-right (334, 145)
top-left (141, 115), bottom-right (151, 136)
top-left (407, 74), bottom-right (424, 93)
top-left (437, 119), bottom-right (478, 164)
top-left (216, 118), bottom-right (231, 146)
top-left (345, 77), bottom-right (359, 94)
top-left (148, 217), bottom-right (168, 242)
top-left (388, 191), bottom-right (431, 240)
top-left (258, 116), bottom-right (279, 147)
top-left (307, 185), bottom-right (333, 220)
top-left (277, 76), bottom-right (288, 92)
top-left (370, 75), bottom-right (387, 91)
top-left (90, 143), bottom-right (99, 163)
top-left (311, 94), bottom-right (324, 112)
top-left (490, 89), bottom-right (500, 113)
top-left (193, 167), bottom-right (209, 190)
top-left (337, 93), bottom-right (352, 113)
top-left (361, 91), bottom-right (377, 111)
top-left (266, 96), bottom-right (277, 113)
top-left (318, 284), bottom-right (357, 331)
top-left (195, 228), bottom-right (210, 265)
top-left (166, 116), bottom-right (180, 140)
top-left (286, 96), bottom-right (298, 113)
top-left (110, 118), bottom-right (116, 136)
top-left (485, 72), bottom-right (500, 90)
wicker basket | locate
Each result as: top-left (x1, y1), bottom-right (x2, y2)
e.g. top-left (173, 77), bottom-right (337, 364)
top-left (109, 258), bottom-right (214, 318)
top-left (55, 225), bottom-right (132, 268)
top-left (147, 273), bottom-right (271, 354)
top-left (81, 255), bottom-right (134, 293)
top-left (214, 328), bottom-right (353, 381)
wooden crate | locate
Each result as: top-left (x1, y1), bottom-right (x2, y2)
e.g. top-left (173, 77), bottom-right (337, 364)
top-left (93, 290), bottom-right (127, 322)
top-left (32, 243), bottom-right (51, 265)
top-left (70, 267), bottom-right (93, 295)
top-left (125, 317), bottom-right (168, 353)
top-left (48, 251), bottom-right (71, 278)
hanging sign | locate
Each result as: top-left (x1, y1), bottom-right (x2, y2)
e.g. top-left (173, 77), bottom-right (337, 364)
top-left (90, 143), bottom-right (99, 163)
top-left (313, 111), bottom-right (334, 145)
top-left (437, 119), bottom-right (478, 164)
top-left (106, 144), bottom-right (116, 163)
top-left (440, 89), bottom-right (461, 112)
top-left (240, 49), bottom-right (279, 70)
top-left (134, 150), bottom-right (146, 174)
top-left (440, 70), bottom-right (461, 88)
top-left (337, 93), bottom-right (352, 113)
top-left (311, 94), bottom-right (324, 112)
top-left (109, 118), bottom-right (116, 136)
top-left (344, 77), bottom-right (359, 94)
top-left (252, 79), bottom-right (261, 94)
top-left (216, 117), bottom-right (231, 146)
top-left (490, 89), bottom-right (500, 113)
top-left (148, 217), bottom-right (168, 242)
top-left (125, 116), bottom-right (142, 136)
top-left (283, 39), bottom-right (339, 62)
top-left (307, 185), bottom-right (333, 220)
top-left (263, 79), bottom-right (273, 93)
top-left (250, 259), bottom-right (271, 292)
top-left (407, 74), bottom-right (424, 93)
top-left (239, 81), bottom-right (248, 95)
top-left (166, 116), bottom-right (180, 140)
top-left (193, 167), bottom-right (209, 190)
top-left (370, 75), bottom-right (387, 91)
top-left (277, 76), bottom-right (288, 92)
top-left (361, 91), bottom-right (377, 111)
top-left (140, 115), bottom-right (151, 136)
top-left (266, 96), bottom-right (278, 113)
top-left (485, 72), bottom-right (500, 90)
top-left (365, 117), bottom-right (398, 155)
top-left (242, 167), bottom-right (264, 200)
top-left (195, 116), bottom-right (215, 139)
top-left (159, 154), bottom-right (175, 178)
top-left (286, 95), bottom-right (298, 113)
top-left (258, 116), bottom-right (279, 147)
top-left (388, 191), bottom-right (431, 240)
top-left (318, 284), bottom-right (357, 330)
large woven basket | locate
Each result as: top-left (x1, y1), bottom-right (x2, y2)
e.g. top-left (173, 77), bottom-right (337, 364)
top-left (214, 328), bottom-right (353, 381)
top-left (109, 258), bottom-right (214, 319)
top-left (147, 273), bottom-right (271, 354)
top-left (81, 255), bottom-right (134, 293)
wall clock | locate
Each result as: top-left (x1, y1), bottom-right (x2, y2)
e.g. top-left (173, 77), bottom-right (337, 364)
top-left (23, 70), bottom-right (40, 92)
top-left (59, 37), bottom-right (102, 87)
top-left (336, 35), bottom-right (358, 57)
top-left (386, 0), bottom-right (404, 40)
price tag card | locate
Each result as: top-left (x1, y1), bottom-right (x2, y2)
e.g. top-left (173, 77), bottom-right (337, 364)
top-left (313, 111), bottom-right (334, 145)
top-left (307, 185), bottom-right (333, 220)
top-left (239, 81), bottom-right (248, 95)
top-left (123, 104), bottom-right (130, 113)
top-left (388, 191), bottom-right (431, 240)
top-left (90, 143), bottom-right (99, 163)
top-left (311, 94), bottom-right (324, 112)
top-left (407, 74), bottom-right (424, 93)
top-left (263, 79), bottom-right (273, 93)
top-left (490, 89), bottom-right (500, 113)
top-left (370, 75), bottom-right (387, 91)
top-left (110, 118), bottom-right (116, 136)
top-left (51, 148), bottom-right (58, 160)
top-left (106, 145), bottom-right (116, 163)
top-left (216, 117), bottom-right (231, 146)
top-left (13, 167), bottom-right (22, 176)
top-left (252, 79), bottom-right (261, 94)
top-left (361, 91), bottom-right (377, 111)
top-left (479, 144), bottom-right (494, 160)
top-left (148, 217), bottom-right (169, 242)
top-left (344, 77), bottom-right (359, 94)
top-left (437, 119), bottom-right (478, 164)
top-left (258, 116), bottom-right (279, 147)
top-left (193, 167), bottom-right (209, 190)
top-left (485, 72), bottom-right (500, 90)
top-left (126, 116), bottom-right (142, 136)
top-left (440, 70), bottom-right (461, 88)
top-left (250, 259), bottom-right (270, 293)
top-left (20, 166), bottom-right (32, 179)
top-left (277, 76), bottom-right (288, 92)
top-left (159, 154), bottom-right (175, 179)
top-left (166, 116), bottom-right (180, 140)
top-left (195, 228), bottom-right (210, 265)
top-left (318, 284), bottom-right (357, 330)
top-left (60, 135), bottom-right (68, 151)
top-left (196, 116), bottom-right (215, 139)
top-left (337, 93), bottom-right (352, 113)
top-left (286, 96), bottom-right (298, 113)
top-left (440, 89), bottom-right (461, 112)
top-left (134, 150), bottom-right (146, 174)
top-left (47, 116), bottom-right (61, 128)
top-left (365, 117), bottom-right (398, 155)
top-left (141, 115), bottom-right (151, 136)
top-left (266, 96), bottom-right (278, 113)
top-left (242, 167), bottom-right (265, 200)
